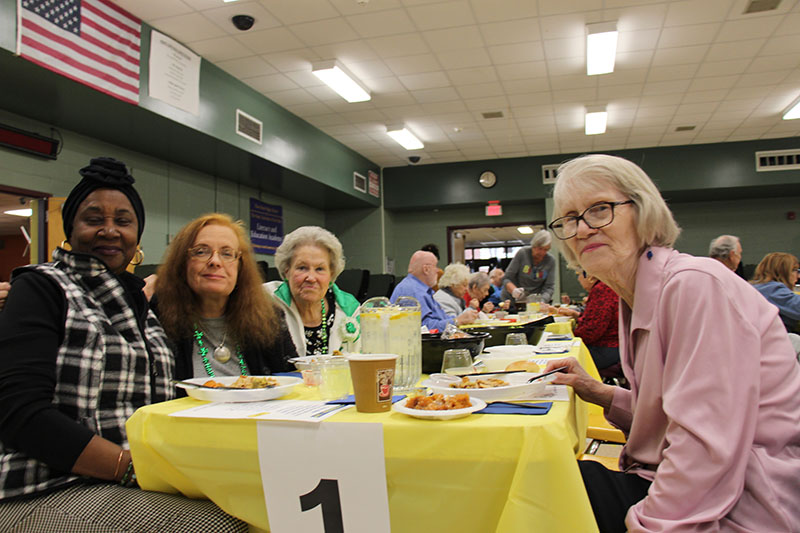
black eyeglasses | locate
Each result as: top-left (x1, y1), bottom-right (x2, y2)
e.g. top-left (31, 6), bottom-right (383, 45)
top-left (548, 200), bottom-right (634, 240)
top-left (188, 245), bottom-right (242, 263)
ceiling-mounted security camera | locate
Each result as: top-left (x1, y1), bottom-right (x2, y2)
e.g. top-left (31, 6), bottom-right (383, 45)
top-left (408, 155), bottom-right (421, 164)
top-left (356, 0), bottom-right (370, 5)
top-left (231, 15), bottom-right (255, 31)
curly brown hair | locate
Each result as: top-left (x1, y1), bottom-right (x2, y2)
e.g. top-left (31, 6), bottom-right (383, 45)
top-left (751, 252), bottom-right (799, 290)
top-left (155, 213), bottom-right (279, 347)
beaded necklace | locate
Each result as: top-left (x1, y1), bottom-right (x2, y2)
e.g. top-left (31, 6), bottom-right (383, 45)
top-left (319, 297), bottom-right (328, 353)
top-left (193, 325), bottom-right (248, 377)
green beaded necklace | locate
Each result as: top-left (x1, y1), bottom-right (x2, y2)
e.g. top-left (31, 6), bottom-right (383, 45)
top-left (319, 297), bottom-right (328, 353)
top-left (193, 326), bottom-right (247, 377)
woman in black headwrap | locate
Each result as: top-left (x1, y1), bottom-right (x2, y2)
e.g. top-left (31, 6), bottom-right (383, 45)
top-left (0, 158), bottom-right (247, 531)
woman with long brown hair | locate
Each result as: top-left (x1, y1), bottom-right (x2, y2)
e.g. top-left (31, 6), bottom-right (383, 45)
top-left (751, 252), bottom-right (800, 332)
top-left (155, 213), bottom-right (296, 379)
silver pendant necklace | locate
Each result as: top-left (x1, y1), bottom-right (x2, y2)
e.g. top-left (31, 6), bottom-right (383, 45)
top-left (204, 328), bottom-right (231, 363)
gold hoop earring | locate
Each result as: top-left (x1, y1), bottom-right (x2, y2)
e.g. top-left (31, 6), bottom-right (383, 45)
top-left (60, 240), bottom-right (72, 251)
top-left (131, 246), bottom-right (144, 266)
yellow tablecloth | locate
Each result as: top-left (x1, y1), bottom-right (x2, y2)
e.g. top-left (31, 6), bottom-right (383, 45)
top-left (545, 320), bottom-right (575, 335)
top-left (126, 343), bottom-right (600, 533)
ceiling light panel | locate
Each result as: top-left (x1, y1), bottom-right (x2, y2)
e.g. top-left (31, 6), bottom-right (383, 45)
top-left (586, 22), bottom-right (618, 76)
top-left (386, 126), bottom-right (424, 150)
top-left (311, 60), bottom-right (370, 103)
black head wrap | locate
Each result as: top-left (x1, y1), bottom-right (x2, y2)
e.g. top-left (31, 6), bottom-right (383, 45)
top-left (62, 157), bottom-right (145, 242)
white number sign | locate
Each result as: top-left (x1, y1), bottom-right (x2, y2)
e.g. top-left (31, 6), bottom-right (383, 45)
top-left (257, 422), bottom-right (390, 533)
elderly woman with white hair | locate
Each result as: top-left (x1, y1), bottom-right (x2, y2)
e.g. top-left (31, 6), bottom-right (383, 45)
top-left (265, 226), bottom-right (360, 356)
top-left (500, 229), bottom-right (556, 305)
top-left (543, 154), bottom-right (800, 532)
top-left (433, 263), bottom-right (471, 318)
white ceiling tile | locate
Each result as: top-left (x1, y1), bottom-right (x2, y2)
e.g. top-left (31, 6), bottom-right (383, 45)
top-left (287, 101), bottom-right (337, 116)
top-left (114, 0), bottom-right (193, 20)
top-left (384, 54), bottom-right (442, 76)
top-left (488, 42), bottom-right (545, 65)
top-left (612, 2), bottom-right (667, 30)
top-left (550, 74), bottom-right (596, 91)
top-left (543, 37), bottom-right (584, 60)
top-left (283, 69), bottom-right (324, 88)
top-left (370, 91), bottom-right (417, 106)
top-left (436, 49), bottom-right (493, 70)
top-left (422, 26), bottom-right (484, 51)
top-left (537, 0), bottom-right (602, 17)
top-left (217, 56), bottom-right (277, 79)
top-left (262, 0), bottom-right (340, 25)
top-left (537, 13), bottom-right (587, 40)
top-left (552, 87), bottom-right (597, 103)
top-left (617, 29), bottom-right (660, 53)
top-left (367, 33), bottom-right (431, 58)
top-left (346, 9), bottom-right (417, 38)
top-left (237, 27), bottom-right (306, 54)
top-left (188, 37), bottom-right (254, 62)
top-left (445, 65), bottom-right (498, 85)
top-left (480, 19), bottom-right (542, 46)
top-left (495, 61), bottom-right (547, 81)
top-left (407, 1), bottom-right (476, 31)
top-left (289, 19), bottom-right (358, 47)
top-left (413, 87), bottom-right (461, 103)
top-left (470, 0), bottom-right (539, 23)
top-left (705, 39), bottom-right (765, 62)
top-left (398, 71), bottom-right (451, 90)
top-left (465, 96), bottom-right (509, 111)
top-left (502, 78), bottom-right (551, 94)
top-left (151, 13), bottom-right (228, 43)
top-left (259, 49), bottom-right (322, 71)
top-left (347, 60), bottom-right (394, 80)
top-left (312, 42), bottom-right (379, 63)
top-left (760, 34), bottom-right (800, 56)
top-left (679, 89), bottom-right (728, 103)
top-left (600, 68), bottom-right (649, 85)
top-left (658, 23), bottom-right (720, 48)
top-left (736, 70), bottom-right (791, 88)
top-left (695, 59), bottom-right (750, 78)
top-left (747, 54), bottom-right (800, 74)
top-left (508, 91), bottom-right (553, 106)
top-left (305, 114), bottom-right (350, 127)
top-left (772, 12), bottom-right (800, 36)
top-left (456, 82), bottom-right (506, 99)
top-left (652, 45), bottom-right (709, 66)
top-left (615, 50), bottom-right (655, 70)
top-left (638, 93), bottom-right (682, 106)
top-left (717, 15), bottom-right (782, 42)
top-left (598, 84), bottom-right (643, 100)
top-left (664, 0), bottom-right (731, 26)
top-left (544, 57), bottom-right (584, 76)
top-left (688, 75), bottom-right (738, 93)
top-left (364, 76), bottom-right (407, 94)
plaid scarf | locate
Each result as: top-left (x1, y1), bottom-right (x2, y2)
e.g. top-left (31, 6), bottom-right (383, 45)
top-left (0, 248), bottom-right (174, 499)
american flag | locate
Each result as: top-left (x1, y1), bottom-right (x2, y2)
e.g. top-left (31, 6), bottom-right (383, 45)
top-left (18, 0), bottom-right (141, 104)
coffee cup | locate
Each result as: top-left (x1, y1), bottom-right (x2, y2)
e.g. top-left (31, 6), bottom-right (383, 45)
top-left (347, 354), bottom-right (398, 413)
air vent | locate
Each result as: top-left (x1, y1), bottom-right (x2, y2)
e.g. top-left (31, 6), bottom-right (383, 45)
top-left (743, 0), bottom-right (781, 14)
top-left (353, 172), bottom-right (367, 193)
top-left (482, 111), bottom-right (504, 119)
top-left (236, 109), bottom-right (262, 144)
top-left (755, 149), bottom-right (800, 172)
top-left (542, 164), bottom-right (560, 184)
top-left (675, 125), bottom-right (696, 132)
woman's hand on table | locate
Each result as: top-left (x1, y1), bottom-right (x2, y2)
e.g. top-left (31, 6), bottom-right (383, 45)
top-left (557, 307), bottom-right (580, 318)
top-left (481, 301), bottom-right (494, 313)
top-left (544, 357), bottom-right (615, 409)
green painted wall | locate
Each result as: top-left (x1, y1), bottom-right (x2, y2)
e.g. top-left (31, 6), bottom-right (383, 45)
top-left (383, 138), bottom-right (800, 210)
top-left (0, 109), bottom-right (325, 266)
top-left (326, 207), bottom-right (384, 275)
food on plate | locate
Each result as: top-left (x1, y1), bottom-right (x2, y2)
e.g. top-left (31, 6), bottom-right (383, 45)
top-left (202, 376), bottom-right (279, 389)
top-left (449, 376), bottom-right (509, 389)
top-left (505, 360), bottom-right (541, 373)
top-left (405, 393), bottom-right (472, 410)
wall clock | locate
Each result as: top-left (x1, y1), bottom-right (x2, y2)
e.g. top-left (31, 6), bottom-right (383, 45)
top-left (479, 171), bottom-right (497, 188)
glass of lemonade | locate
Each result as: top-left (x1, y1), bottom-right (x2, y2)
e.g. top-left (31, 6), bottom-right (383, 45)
top-left (360, 296), bottom-right (422, 393)
top-left (441, 349), bottom-right (474, 375)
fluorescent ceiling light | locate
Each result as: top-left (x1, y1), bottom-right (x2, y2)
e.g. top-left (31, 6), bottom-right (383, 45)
top-left (387, 126), bottom-right (424, 150)
top-left (586, 22), bottom-right (618, 75)
top-left (311, 60), bottom-right (370, 103)
top-left (783, 99), bottom-right (800, 120)
top-left (585, 108), bottom-right (608, 135)
top-left (517, 226), bottom-right (534, 234)
top-left (4, 208), bottom-right (32, 217)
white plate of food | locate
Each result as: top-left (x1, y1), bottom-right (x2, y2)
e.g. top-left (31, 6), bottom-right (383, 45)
top-left (421, 372), bottom-right (546, 402)
top-left (175, 375), bottom-right (302, 403)
top-left (392, 394), bottom-right (487, 420)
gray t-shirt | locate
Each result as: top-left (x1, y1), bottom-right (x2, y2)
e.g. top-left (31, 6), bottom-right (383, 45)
top-left (500, 248), bottom-right (556, 303)
top-left (191, 316), bottom-right (249, 377)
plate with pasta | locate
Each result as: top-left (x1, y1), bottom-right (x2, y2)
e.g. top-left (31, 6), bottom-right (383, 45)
top-left (421, 372), bottom-right (546, 402)
top-left (175, 375), bottom-right (302, 403)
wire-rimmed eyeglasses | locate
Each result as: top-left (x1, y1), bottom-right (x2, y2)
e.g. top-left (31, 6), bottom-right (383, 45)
top-left (548, 200), bottom-right (634, 240)
top-left (188, 245), bottom-right (242, 263)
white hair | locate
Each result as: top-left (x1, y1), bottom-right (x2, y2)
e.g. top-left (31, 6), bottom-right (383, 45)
top-left (709, 235), bottom-right (739, 259)
top-left (530, 229), bottom-right (552, 248)
top-left (468, 271), bottom-right (490, 289)
top-left (274, 226), bottom-right (346, 281)
top-left (552, 154), bottom-right (681, 270)
top-left (438, 263), bottom-right (470, 289)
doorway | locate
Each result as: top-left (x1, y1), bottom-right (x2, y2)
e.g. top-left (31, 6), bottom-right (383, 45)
top-left (0, 186), bottom-right (50, 281)
top-left (446, 222), bottom-right (546, 272)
